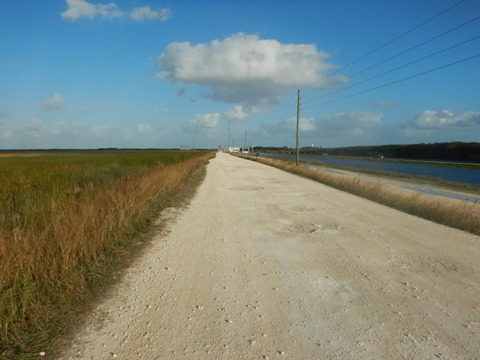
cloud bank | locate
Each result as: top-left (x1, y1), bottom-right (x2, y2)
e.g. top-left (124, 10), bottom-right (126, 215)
top-left (183, 113), bottom-right (221, 134)
top-left (61, 0), bottom-right (124, 21)
top-left (157, 33), bottom-right (345, 104)
top-left (61, 0), bottom-right (171, 22)
top-left (410, 109), bottom-right (480, 129)
top-left (182, 104), bottom-right (268, 136)
top-left (130, 6), bottom-right (171, 22)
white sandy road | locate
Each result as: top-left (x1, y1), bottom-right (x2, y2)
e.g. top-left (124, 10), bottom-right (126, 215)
top-left (59, 152), bottom-right (480, 360)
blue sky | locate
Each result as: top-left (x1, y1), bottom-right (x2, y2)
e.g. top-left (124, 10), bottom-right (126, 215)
top-left (0, 0), bottom-right (479, 149)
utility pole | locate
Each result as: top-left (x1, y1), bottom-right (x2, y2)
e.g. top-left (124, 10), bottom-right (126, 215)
top-left (244, 130), bottom-right (247, 153)
top-left (296, 88), bottom-right (301, 166)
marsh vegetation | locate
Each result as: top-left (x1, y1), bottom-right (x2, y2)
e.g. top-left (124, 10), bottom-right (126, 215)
top-left (0, 150), bottom-right (214, 358)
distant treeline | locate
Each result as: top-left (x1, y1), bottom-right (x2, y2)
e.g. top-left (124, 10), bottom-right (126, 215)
top-left (255, 142), bottom-right (480, 162)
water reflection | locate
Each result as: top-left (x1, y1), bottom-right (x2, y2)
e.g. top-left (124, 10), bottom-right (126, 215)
top-left (265, 154), bottom-right (480, 186)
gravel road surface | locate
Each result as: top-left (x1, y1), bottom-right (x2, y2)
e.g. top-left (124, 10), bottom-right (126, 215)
top-left (59, 152), bottom-right (480, 359)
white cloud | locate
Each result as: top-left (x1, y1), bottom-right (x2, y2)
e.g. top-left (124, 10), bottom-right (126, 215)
top-left (61, 0), bottom-right (124, 21)
top-left (224, 102), bottom-right (271, 122)
top-left (131, 6), bottom-right (171, 22)
top-left (183, 113), bottom-right (221, 134)
top-left (224, 105), bottom-right (252, 122)
top-left (224, 105), bottom-right (248, 121)
top-left (299, 118), bottom-right (316, 131)
top-left (61, 1), bottom-right (172, 23)
top-left (253, 111), bottom-right (385, 147)
top-left (157, 33), bottom-right (345, 104)
top-left (410, 109), bottom-right (480, 129)
top-left (183, 105), bottom-right (268, 138)
top-left (137, 123), bottom-right (152, 133)
top-left (42, 93), bottom-right (65, 111)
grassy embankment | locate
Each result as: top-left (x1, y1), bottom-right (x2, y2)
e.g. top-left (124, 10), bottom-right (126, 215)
top-left (0, 150), bottom-right (214, 359)
top-left (241, 155), bottom-right (480, 236)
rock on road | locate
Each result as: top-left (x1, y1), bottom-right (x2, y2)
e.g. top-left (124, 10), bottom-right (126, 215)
top-left (60, 152), bottom-right (480, 359)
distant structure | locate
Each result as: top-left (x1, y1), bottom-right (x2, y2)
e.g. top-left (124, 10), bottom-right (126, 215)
top-left (179, 145), bottom-right (191, 151)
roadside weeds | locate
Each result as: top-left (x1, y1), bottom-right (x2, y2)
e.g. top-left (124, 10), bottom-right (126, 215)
top-left (0, 152), bottom-right (215, 359)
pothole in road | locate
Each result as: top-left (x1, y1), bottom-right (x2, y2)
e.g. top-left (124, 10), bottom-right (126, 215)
top-left (286, 223), bottom-right (340, 235)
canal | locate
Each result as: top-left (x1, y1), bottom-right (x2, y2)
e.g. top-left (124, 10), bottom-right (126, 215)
top-left (263, 154), bottom-right (480, 186)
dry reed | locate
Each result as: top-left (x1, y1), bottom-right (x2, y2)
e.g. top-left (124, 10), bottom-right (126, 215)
top-left (0, 151), bottom-right (214, 358)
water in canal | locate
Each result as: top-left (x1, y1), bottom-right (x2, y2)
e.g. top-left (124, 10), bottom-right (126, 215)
top-left (265, 154), bottom-right (480, 186)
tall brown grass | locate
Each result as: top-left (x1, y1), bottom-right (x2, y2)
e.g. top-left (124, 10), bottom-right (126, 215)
top-left (243, 155), bottom-right (480, 236)
top-left (0, 151), bottom-right (214, 358)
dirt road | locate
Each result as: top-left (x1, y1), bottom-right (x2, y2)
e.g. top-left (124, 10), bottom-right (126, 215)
top-left (60, 152), bottom-right (480, 359)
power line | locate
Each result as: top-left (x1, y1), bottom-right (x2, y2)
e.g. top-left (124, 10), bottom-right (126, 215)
top-left (347, 15), bottom-right (480, 80)
top-left (302, 34), bottom-right (480, 107)
top-left (258, 90), bottom-right (298, 126)
top-left (302, 0), bottom-right (468, 94)
top-left (261, 0), bottom-right (473, 126)
top-left (305, 53), bottom-right (480, 108)
top-left (303, 14), bottom-right (480, 103)
top-left (338, 0), bottom-right (468, 72)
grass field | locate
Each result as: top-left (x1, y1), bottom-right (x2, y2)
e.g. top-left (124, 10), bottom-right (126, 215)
top-left (0, 150), bottom-right (214, 358)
